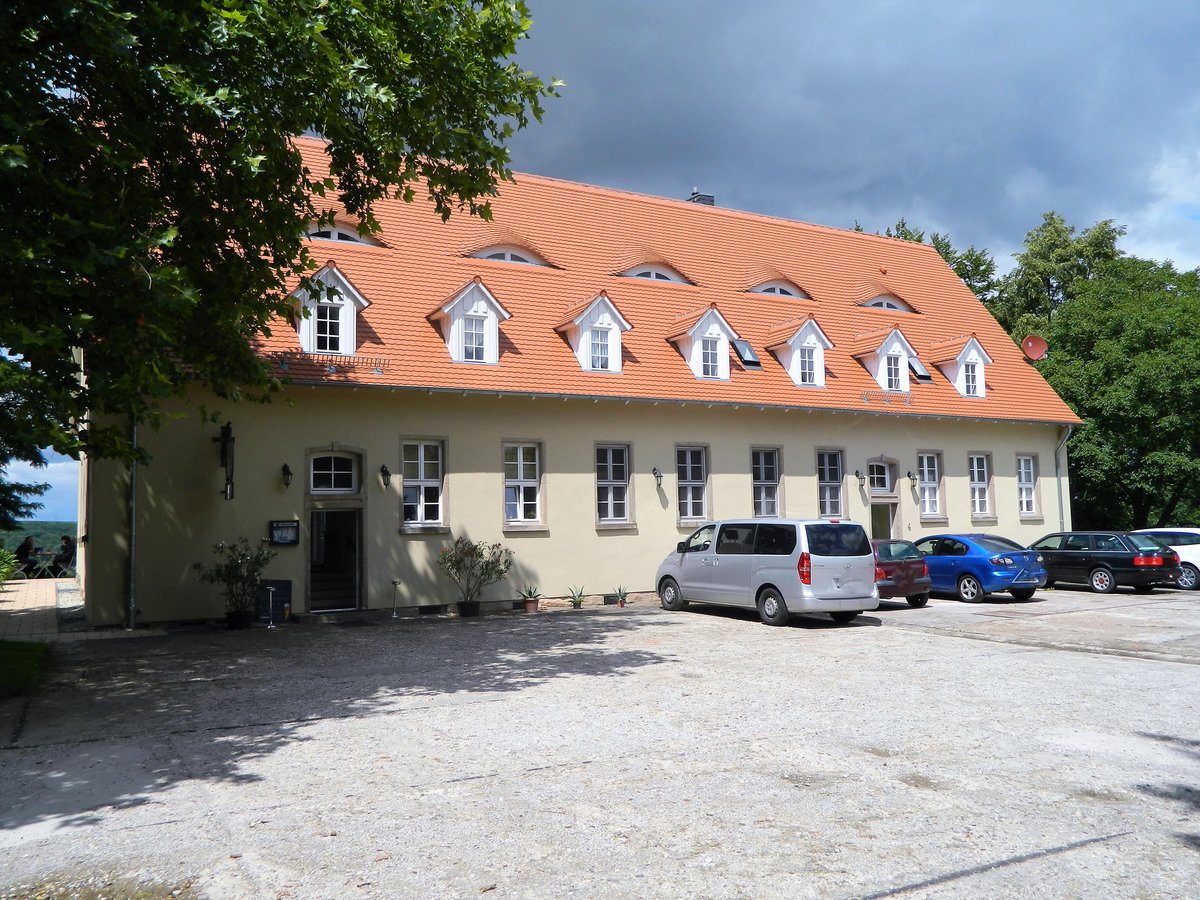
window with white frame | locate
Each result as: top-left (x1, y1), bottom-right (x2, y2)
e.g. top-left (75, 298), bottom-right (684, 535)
top-left (886, 355), bottom-right (902, 391)
top-left (964, 362), bottom-right (979, 396)
top-left (311, 453), bottom-right (357, 493)
top-left (621, 264), bottom-right (686, 283)
top-left (463, 315), bottom-right (486, 362)
top-left (969, 454), bottom-right (991, 516)
top-left (590, 327), bottom-right (611, 371)
top-left (817, 450), bottom-right (843, 517)
top-left (596, 445), bottom-right (630, 523)
top-left (676, 446), bottom-right (707, 519)
top-left (471, 245), bottom-right (546, 266)
top-left (917, 453), bottom-right (941, 516)
top-left (865, 295), bottom-right (914, 312)
top-left (504, 443), bottom-right (541, 523)
top-left (752, 449), bottom-right (780, 517)
top-left (868, 462), bottom-right (890, 493)
top-left (294, 266), bottom-right (368, 356)
top-left (798, 346), bottom-right (816, 385)
top-left (1017, 455), bottom-right (1038, 515)
top-left (314, 302), bottom-right (342, 353)
top-left (701, 337), bottom-right (720, 378)
top-left (401, 441), bottom-right (443, 525)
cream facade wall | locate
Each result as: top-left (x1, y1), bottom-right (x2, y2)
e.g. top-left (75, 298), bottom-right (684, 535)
top-left (82, 386), bottom-right (1072, 625)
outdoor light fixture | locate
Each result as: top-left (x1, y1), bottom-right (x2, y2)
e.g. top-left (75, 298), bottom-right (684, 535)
top-left (906, 470), bottom-right (918, 489)
top-left (380, 464), bottom-right (392, 488)
top-left (855, 469), bottom-right (866, 488)
top-left (281, 463), bottom-right (293, 488)
top-left (652, 466), bottom-right (663, 488)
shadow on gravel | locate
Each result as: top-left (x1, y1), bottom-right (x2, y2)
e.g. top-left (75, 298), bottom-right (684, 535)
top-left (1133, 732), bottom-right (1200, 853)
top-left (674, 605), bottom-right (882, 628)
top-left (0, 609), bottom-right (671, 832)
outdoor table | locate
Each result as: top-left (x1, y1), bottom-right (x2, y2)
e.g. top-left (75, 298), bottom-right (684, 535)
top-left (29, 551), bottom-right (57, 579)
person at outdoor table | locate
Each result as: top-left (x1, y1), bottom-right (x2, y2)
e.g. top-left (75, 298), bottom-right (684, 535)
top-left (15, 536), bottom-right (36, 575)
top-left (53, 535), bottom-right (75, 576)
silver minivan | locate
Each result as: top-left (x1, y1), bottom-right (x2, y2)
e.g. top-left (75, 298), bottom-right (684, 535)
top-left (655, 519), bottom-right (880, 625)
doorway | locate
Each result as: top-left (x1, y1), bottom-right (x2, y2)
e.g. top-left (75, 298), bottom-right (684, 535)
top-left (870, 503), bottom-right (895, 540)
top-left (309, 509), bottom-right (361, 611)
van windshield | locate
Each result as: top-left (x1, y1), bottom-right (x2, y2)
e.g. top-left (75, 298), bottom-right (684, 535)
top-left (805, 523), bottom-right (871, 557)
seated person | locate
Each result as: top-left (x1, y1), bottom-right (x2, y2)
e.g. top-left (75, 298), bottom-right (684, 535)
top-left (15, 536), bottom-right (36, 575)
top-left (53, 535), bottom-right (76, 576)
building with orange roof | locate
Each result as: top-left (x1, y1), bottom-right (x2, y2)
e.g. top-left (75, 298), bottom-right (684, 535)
top-left (80, 137), bottom-right (1079, 624)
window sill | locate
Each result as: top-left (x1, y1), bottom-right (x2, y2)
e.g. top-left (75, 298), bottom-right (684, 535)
top-left (400, 524), bottom-right (450, 535)
top-left (596, 522), bottom-right (638, 533)
top-left (677, 519), bottom-right (708, 531)
top-left (503, 522), bottom-right (549, 534)
top-left (971, 516), bottom-right (999, 525)
top-left (1019, 515), bottom-right (1045, 524)
top-left (920, 516), bottom-right (950, 527)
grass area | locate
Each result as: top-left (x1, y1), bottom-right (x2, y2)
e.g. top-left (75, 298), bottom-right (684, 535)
top-left (0, 639), bottom-right (50, 700)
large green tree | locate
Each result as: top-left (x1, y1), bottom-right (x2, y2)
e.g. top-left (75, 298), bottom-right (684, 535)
top-left (1039, 256), bottom-right (1200, 529)
top-left (0, 0), bottom-right (557, 518)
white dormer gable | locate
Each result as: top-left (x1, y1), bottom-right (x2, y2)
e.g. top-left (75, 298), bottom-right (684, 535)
top-left (555, 293), bottom-right (633, 374)
top-left (934, 336), bottom-right (993, 398)
top-left (669, 306), bottom-right (737, 381)
top-left (429, 279), bottom-right (511, 365)
top-left (292, 263), bottom-right (370, 356)
top-left (856, 327), bottom-right (918, 393)
top-left (767, 317), bottom-right (833, 388)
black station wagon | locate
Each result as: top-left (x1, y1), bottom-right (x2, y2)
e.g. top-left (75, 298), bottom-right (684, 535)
top-left (1030, 531), bottom-right (1182, 594)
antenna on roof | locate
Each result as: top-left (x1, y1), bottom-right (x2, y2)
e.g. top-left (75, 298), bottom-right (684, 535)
top-left (686, 188), bottom-right (714, 206)
top-left (1021, 335), bottom-right (1049, 361)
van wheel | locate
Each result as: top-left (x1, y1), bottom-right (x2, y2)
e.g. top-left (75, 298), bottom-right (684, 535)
top-left (1179, 564), bottom-right (1199, 591)
top-left (658, 577), bottom-right (685, 611)
top-left (1089, 568), bottom-right (1116, 594)
top-left (906, 593), bottom-right (929, 608)
top-left (956, 575), bottom-right (982, 603)
top-left (757, 588), bottom-right (789, 626)
top-left (830, 611), bottom-right (858, 624)
top-left (1010, 588), bottom-right (1036, 601)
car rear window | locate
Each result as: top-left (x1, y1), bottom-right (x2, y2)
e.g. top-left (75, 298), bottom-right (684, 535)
top-left (877, 541), bottom-right (920, 562)
top-left (805, 523), bottom-right (871, 557)
top-left (974, 536), bottom-right (1025, 553)
top-left (1128, 533), bottom-right (1169, 551)
top-left (754, 523), bottom-right (797, 555)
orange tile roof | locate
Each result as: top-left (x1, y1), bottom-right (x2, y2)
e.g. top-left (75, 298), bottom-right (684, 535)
top-left (258, 137), bottom-right (1081, 425)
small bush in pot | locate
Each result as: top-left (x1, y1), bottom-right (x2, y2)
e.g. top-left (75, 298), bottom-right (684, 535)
top-left (517, 584), bottom-right (542, 614)
top-left (437, 537), bottom-right (514, 615)
top-left (567, 585), bottom-right (585, 609)
top-left (194, 538), bottom-right (277, 627)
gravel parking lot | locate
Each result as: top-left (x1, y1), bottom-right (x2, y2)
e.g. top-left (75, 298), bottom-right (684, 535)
top-left (2, 586), bottom-right (1199, 898)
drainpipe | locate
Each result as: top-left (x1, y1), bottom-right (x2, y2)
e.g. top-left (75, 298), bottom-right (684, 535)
top-left (1054, 423), bottom-right (1074, 532)
top-left (126, 422), bottom-right (138, 630)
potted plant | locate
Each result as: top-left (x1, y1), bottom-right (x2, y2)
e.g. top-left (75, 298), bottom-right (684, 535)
top-left (194, 538), bottom-right (277, 629)
top-left (436, 537), bottom-right (514, 617)
top-left (567, 585), bottom-right (585, 609)
top-left (517, 584), bottom-right (542, 614)
top-left (612, 585), bottom-right (629, 608)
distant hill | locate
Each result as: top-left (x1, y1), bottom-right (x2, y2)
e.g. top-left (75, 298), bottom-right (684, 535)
top-left (3, 521), bottom-right (77, 554)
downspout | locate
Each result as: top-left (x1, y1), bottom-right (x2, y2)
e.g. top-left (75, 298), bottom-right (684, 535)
top-left (126, 422), bottom-right (138, 630)
top-left (1054, 423), bottom-right (1075, 532)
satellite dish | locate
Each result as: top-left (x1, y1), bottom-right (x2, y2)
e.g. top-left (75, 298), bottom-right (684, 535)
top-left (1021, 335), bottom-right (1049, 360)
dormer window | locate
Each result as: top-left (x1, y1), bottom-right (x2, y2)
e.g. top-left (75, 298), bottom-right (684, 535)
top-left (701, 337), bottom-right (720, 378)
top-left (854, 327), bottom-right (918, 393)
top-left (555, 293), bottom-right (632, 374)
top-left (429, 279), bottom-right (511, 365)
top-left (931, 336), bottom-right (993, 398)
top-left (886, 354), bottom-right (902, 391)
top-left (751, 280), bottom-right (809, 299)
top-left (865, 294), bottom-right (914, 312)
top-left (619, 264), bottom-right (687, 283)
top-left (667, 305), bottom-right (737, 381)
top-left (306, 223), bottom-right (377, 245)
top-left (291, 264), bottom-right (370, 357)
top-left (471, 245), bottom-right (547, 266)
top-left (765, 316), bottom-right (833, 388)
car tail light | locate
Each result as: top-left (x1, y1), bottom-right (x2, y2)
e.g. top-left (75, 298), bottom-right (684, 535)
top-left (875, 564), bottom-right (887, 583)
top-left (798, 551), bottom-right (811, 585)
top-left (1133, 554), bottom-right (1164, 567)
top-left (922, 560), bottom-right (929, 577)
top-left (990, 555), bottom-right (1015, 566)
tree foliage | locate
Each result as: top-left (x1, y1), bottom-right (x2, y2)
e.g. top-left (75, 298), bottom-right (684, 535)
top-left (0, 0), bottom-right (557, 512)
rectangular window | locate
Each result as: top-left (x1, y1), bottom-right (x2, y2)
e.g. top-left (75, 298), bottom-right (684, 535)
top-left (1017, 454), bottom-right (1038, 515)
top-left (504, 443), bottom-right (540, 522)
top-left (752, 448), bottom-right (780, 517)
top-left (886, 355), bottom-right (902, 390)
top-left (701, 337), bottom-right (719, 378)
top-left (311, 454), bottom-right (355, 492)
top-left (402, 441), bottom-right (443, 525)
top-left (964, 362), bottom-right (978, 396)
top-left (464, 315), bottom-right (486, 362)
top-left (590, 328), bottom-right (610, 371)
top-left (596, 445), bottom-right (629, 522)
top-left (316, 303), bottom-right (341, 353)
top-left (817, 450), bottom-right (843, 517)
top-left (917, 452), bottom-right (941, 516)
top-left (969, 453), bottom-right (991, 516)
top-left (798, 347), bottom-right (816, 385)
top-left (676, 446), bottom-right (707, 519)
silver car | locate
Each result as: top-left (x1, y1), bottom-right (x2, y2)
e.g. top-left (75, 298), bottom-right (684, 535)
top-left (655, 519), bottom-right (880, 626)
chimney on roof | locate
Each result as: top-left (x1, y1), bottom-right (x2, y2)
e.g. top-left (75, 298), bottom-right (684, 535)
top-left (686, 187), bottom-right (714, 206)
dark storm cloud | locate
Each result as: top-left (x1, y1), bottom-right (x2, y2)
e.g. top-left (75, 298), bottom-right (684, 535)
top-left (509, 1), bottom-right (1200, 269)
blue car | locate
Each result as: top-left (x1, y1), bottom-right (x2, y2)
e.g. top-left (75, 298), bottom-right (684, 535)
top-left (912, 533), bottom-right (1047, 602)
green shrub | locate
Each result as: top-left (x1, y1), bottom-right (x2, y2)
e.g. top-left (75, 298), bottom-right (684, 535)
top-left (193, 538), bottom-right (277, 614)
top-left (0, 548), bottom-right (17, 585)
top-left (436, 537), bottom-right (514, 605)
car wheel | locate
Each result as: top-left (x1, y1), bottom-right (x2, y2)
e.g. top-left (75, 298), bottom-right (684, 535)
top-left (906, 593), bottom-right (929, 608)
top-left (830, 611), bottom-right (858, 624)
top-left (1178, 564), bottom-right (1199, 591)
top-left (1089, 567), bottom-right (1116, 594)
top-left (658, 577), bottom-right (685, 611)
top-left (1010, 588), bottom-right (1036, 601)
top-left (757, 587), bottom-right (789, 626)
top-left (956, 574), bottom-right (983, 603)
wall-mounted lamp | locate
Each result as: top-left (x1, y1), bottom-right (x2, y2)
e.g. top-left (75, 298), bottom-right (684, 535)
top-left (855, 469), bottom-right (866, 488)
top-left (906, 470), bottom-right (918, 489)
top-left (380, 464), bottom-right (392, 488)
top-left (281, 463), bottom-right (294, 488)
top-left (652, 466), bottom-right (663, 488)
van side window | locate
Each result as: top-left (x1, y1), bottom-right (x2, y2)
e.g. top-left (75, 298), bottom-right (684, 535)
top-left (754, 523), bottom-right (797, 555)
top-left (716, 524), bottom-right (757, 555)
top-left (684, 525), bottom-right (714, 553)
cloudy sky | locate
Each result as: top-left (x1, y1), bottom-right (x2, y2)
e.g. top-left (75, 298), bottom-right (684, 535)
top-left (507, 0), bottom-right (1200, 271)
top-left (14, 0), bottom-right (1200, 526)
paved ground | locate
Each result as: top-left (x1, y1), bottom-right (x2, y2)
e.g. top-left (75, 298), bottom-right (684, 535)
top-left (1, 584), bottom-right (1198, 898)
